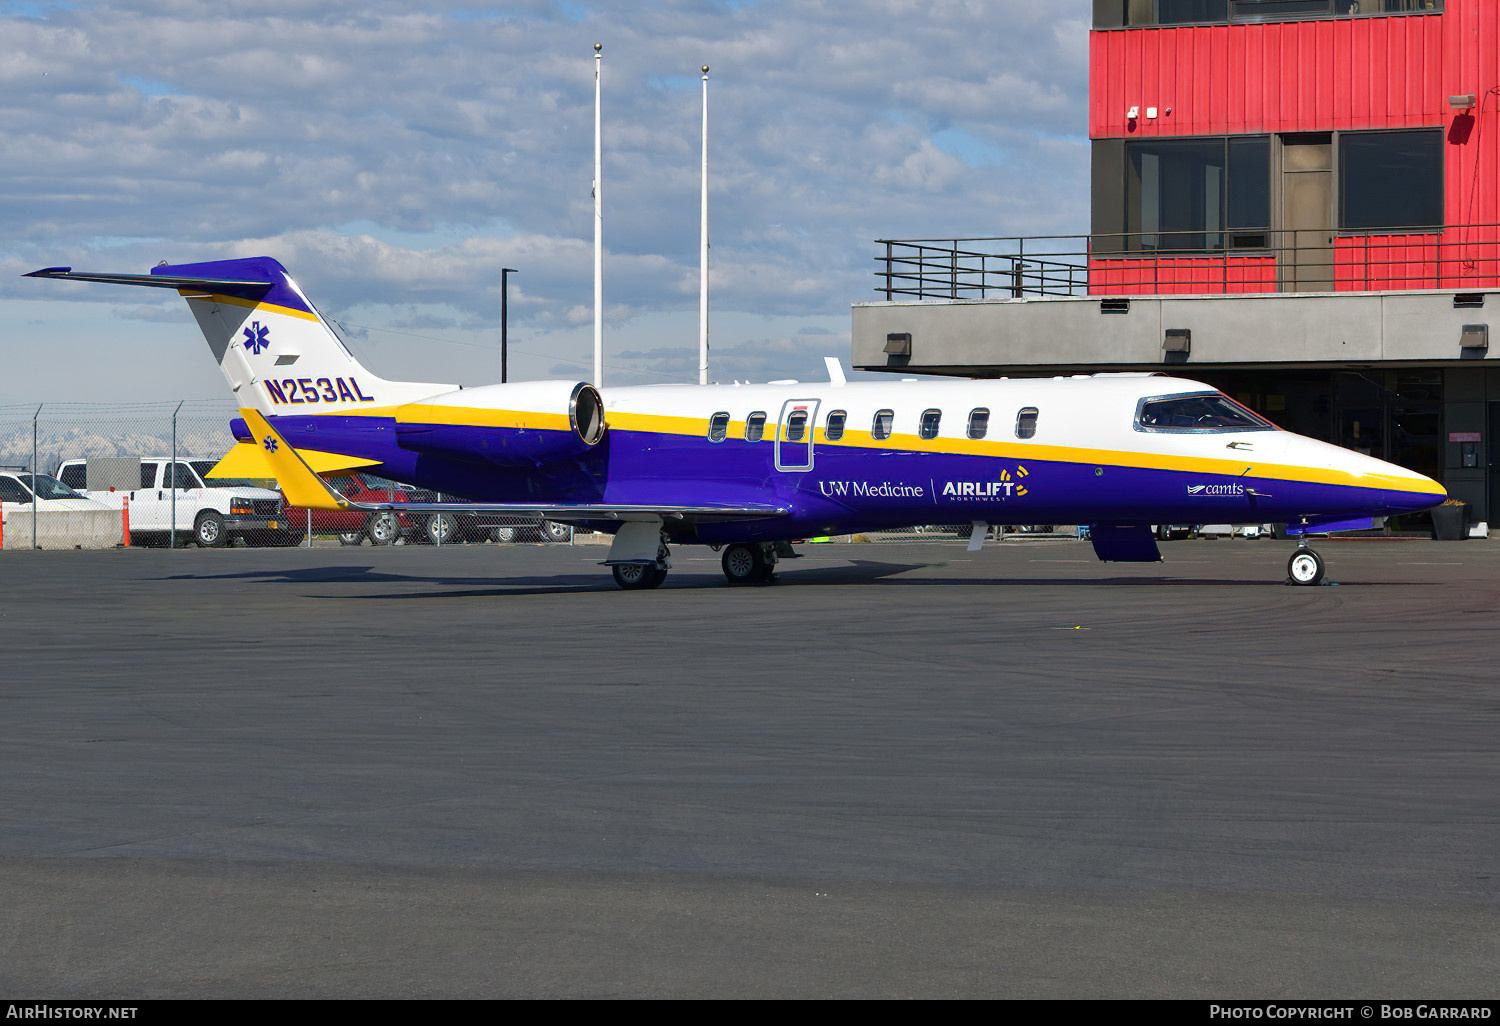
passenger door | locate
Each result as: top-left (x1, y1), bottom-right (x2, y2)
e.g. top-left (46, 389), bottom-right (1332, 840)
top-left (775, 400), bottom-right (819, 473)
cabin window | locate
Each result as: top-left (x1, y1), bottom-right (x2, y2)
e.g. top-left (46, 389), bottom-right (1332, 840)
top-left (1015, 407), bottom-right (1039, 439)
top-left (745, 412), bottom-right (767, 442)
top-left (967, 408), bottom-right (989, 440)
top-left (825, 410), bottom-right (847, 442)
top-left (919, 409), bottom-right (941, 440)
top-left (1135, 392), bottom-right (1276, 433)
top-left (708, 412), bottom-right (730, 442)
top-left (872, 409), bottom-right (894, 441)
top-left (785, 410), bottom-right (809, 443)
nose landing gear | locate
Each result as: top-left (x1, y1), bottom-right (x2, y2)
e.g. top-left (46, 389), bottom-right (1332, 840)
top-left (1286, 542), bottom-right (1326, 586)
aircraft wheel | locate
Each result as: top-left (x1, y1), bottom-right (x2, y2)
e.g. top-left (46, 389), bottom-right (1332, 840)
top-left (1287, 548), bottom-right (1325, 586)
top-left (721, 543), bottom-right (772, 585)
top-left (366, 512), bottom-right (400, 546)
top-left (612, 563), bottom-right (666, 590)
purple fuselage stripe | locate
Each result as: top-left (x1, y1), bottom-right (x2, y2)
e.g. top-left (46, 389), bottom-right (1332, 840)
top-left (247, 415), bottom-right (1439, 541)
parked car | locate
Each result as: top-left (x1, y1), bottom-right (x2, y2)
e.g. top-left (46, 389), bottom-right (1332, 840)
top-left (0, 469), bottom-right (114, 513)
top-left (57, 457), bottom-right (291, 547)
top-left (279, 472), bottom-right (430, 545)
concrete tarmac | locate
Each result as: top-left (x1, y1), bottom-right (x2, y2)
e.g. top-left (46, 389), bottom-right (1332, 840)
top-left (1, 537), bottom-right (1497, 998)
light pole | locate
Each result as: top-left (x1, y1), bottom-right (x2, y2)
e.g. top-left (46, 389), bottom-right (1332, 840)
top-left (501, 267), bottom-right (517, 383)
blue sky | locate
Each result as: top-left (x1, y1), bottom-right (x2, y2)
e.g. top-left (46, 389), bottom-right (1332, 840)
top-left (1, 0), bottom-right (1091, 402)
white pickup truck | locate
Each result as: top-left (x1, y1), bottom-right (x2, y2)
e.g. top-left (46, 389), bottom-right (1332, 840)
top-left (57, 456), bottom-right (293, 547)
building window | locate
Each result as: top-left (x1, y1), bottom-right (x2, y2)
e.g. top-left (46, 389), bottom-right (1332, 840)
top-left (1339, 130), bottom-right (1443, 232)
top-left (1120, 137), bottom-right (1271, 253)
top-left (825, 410), bottom-right (847, 442)
top-left (968, 408), bottom-right (990, 439)
top-left (872, 409), bottom-right (894, 441)
top-left (708, 412), bottom-right (730, 442)
top-left (919, 410), bottom-right (942, 440)
top-left (1096, 0), bottom-right (1441, 27)
top-left (745, 412), bottom-right (766, 442)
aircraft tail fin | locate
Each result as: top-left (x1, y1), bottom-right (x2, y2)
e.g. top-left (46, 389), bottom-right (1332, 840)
top-left (26, 258), bottom-right (456, 414)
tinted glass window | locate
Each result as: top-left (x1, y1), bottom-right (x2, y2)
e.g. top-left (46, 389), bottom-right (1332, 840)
top-left (1137, 392), bottom-right (1277, 432)
top-left (708, 412), bottom-right (730, 442)
top-left (0, 477), bottom-right (31, 503)
top-left (1105, 0), bottom-right (1440, 26)
top-left (825, 410), bottom-right (847, 442)
top-left (1340, 130), bottom-right (1443, 231)
top-left (59, 464), bottom-right (85, 489)
top-left (872, 409), bottom-right (894, 441)
top-left (967, 408), bottom-right (990, 439)
top-left (164, 463), bottom-right (200, 489)
top-left (919, 410), bottom-right (941, 440)
top-left (1125, 137), bottom-right (1269, 252)
top-left (21, 475), bottom-right (81, 500)
top-left (785, 411), bottom-right (808, 443)
top-left (1015, 408), bottom-right (1039, 439)
top-left (745, 412), bottom-right (767, 443)
top-left (140, 463), bottom-right (158, 489)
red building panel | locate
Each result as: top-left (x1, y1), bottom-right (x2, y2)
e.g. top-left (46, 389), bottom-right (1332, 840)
top-left (1089, 0), bottom-right (1500, 293)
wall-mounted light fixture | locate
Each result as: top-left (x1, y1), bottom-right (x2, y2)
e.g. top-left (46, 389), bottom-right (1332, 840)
top-left (884, 332), bottom-right (912, 357)
top-left (1460, 323), bottom-right (1488, 354)
top-left (1163, 328), bottom-right (1191, 355)
top-left (1126, 106), bottom-right (1139, 121)
top-left (1449, 94), bottom-right (1477, 111)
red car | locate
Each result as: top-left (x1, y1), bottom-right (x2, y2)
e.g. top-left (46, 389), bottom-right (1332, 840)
top-left (280, 472), bottom-right (430, 545)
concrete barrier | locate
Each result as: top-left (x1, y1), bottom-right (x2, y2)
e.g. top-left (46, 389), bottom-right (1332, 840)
top-left (0, 509), bottom-right (124, 550)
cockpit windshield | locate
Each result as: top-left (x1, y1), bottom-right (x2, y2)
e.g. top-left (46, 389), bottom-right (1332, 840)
top-left (1135, 392), bottom-right (1276, 433)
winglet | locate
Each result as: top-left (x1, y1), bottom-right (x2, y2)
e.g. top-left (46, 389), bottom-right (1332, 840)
top-left (240, 408), bottom-right (351, 511)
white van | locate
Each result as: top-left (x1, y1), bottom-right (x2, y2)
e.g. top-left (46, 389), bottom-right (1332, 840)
top-left (57, 457), bottom-right (293, 547)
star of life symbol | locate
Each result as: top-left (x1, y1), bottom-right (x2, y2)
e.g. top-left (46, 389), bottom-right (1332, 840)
top-left (243, 321), bottom-right (270, 355)
top-left (262, 435), bottom-right (279, 453)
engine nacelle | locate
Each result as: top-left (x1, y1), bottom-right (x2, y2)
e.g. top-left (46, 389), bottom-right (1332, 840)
top-left (393, 380), bottom-right (606, 466)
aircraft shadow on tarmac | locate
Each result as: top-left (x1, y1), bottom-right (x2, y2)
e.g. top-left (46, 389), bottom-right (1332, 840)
top-left (148, 559), bottom-right (1406, 597)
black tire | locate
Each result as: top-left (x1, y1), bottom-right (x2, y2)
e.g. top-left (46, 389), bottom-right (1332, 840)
top-left (338, 529), bottom-right (365, 546)
top-left (612, 563), bottom-right (667, 590)
top-left (540, 520), bottom-right (572, 543)
top-left (1287, 548), bottom-right (1326, 586)
top-left (194, 511), bottom-right (228, 548)
top-left (491, 525), bottom-right (519, 544)
top-left (721, 543), bottom-right (772, 585)
top-left (366, 512), bottom-right (400, 546)
top-left (424, 513), bottom-right (459, 545)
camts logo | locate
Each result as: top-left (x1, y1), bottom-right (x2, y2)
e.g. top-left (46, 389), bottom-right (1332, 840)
top-left (1187, 483), bottom-right (1244, 497)
top-left (940, 465), bottom-right (1029, 500)
top-left (242, 321), bottom-right (270, 355)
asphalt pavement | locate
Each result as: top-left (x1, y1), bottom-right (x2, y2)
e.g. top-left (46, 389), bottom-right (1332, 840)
top-left (1, 537), bottom-right (1497, 997)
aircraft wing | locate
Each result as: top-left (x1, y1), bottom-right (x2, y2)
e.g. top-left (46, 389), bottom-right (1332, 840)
top-left (242, 409), bottom-right (790, 525)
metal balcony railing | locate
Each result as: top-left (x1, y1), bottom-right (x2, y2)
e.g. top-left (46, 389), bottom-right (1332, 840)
top-left (874, 225), bottom-right (1500, 301)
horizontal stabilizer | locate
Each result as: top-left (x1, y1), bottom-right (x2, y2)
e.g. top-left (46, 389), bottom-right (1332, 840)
top-left (24, 267), bottom-right (272, 297)
top-left (207, 441), bottom-right (380, 480)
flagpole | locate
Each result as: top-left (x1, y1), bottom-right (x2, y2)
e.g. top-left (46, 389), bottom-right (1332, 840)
top-left (699, 64), bottom-right (710, 386)
top-left (593, 42), bottom-right (604, 388)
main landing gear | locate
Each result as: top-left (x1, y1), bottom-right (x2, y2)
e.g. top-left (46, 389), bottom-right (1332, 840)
top-left (720, 542), bottom-right (778, 585)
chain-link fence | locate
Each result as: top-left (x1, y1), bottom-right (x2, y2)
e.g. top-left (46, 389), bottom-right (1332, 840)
top-left (0, 401), bottom-right (1083, 549)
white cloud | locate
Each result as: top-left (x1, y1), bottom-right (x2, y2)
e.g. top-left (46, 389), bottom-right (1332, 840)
top-left (3, 0), bottom-right (1091, 400)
